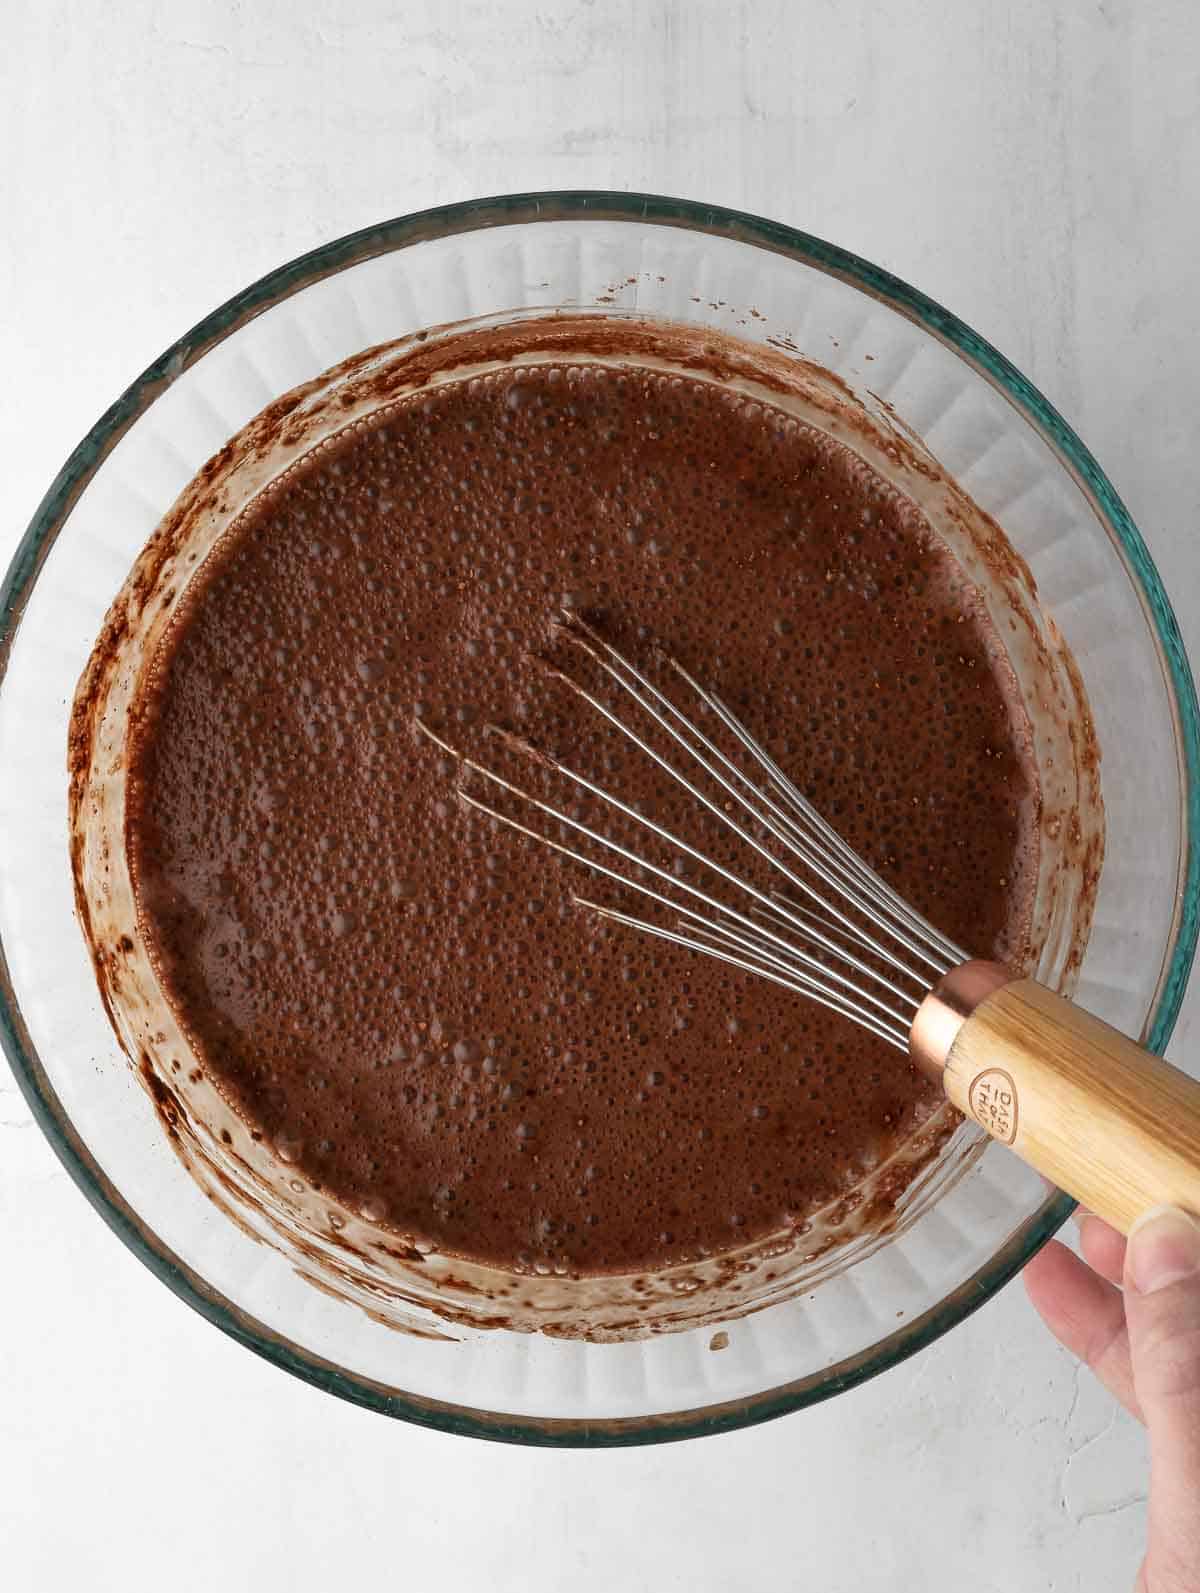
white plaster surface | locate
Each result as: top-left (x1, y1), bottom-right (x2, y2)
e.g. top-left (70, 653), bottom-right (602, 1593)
top-left (2, 2), bottom-right (1197, 1588)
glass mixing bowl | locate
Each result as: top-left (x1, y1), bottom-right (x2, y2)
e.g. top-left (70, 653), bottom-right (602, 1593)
top-left (2, 191), bottom-right (1197, 1444)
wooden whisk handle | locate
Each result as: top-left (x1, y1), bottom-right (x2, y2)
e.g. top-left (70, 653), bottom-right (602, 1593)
top-left (912, 965), bottom-right (1200, 1237)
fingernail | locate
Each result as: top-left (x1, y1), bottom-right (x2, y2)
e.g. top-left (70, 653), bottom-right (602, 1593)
top-left (1127, 1206), bottom-right (1200, 1294)
top-left (1076, 1212), bottom-right (1104, 1250)
top-left (1072, 1206), bottom-right (1093, 1230)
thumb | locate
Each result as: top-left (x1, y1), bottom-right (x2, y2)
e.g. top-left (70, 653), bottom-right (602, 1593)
top-left (1125, 1206), bottom-right (1200, 1592)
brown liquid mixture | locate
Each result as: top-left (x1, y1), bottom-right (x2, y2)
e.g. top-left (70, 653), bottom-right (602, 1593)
top-left (126, 355), bottom-right (1039, 1276)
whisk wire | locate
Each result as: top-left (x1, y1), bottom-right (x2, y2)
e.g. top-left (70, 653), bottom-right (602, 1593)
top-left (669, 659), bottom-right (962, 974)
top-left (443, 733), bottom-right (917, 1029)
top-left (683, 918), bottom-right (915, 1039)
top-left (419, 619), bottom-right (967, 1046)
top-left (554, 617), bottom-right (943, 990)
top-left (577, 898), bottom-right (913, 1052)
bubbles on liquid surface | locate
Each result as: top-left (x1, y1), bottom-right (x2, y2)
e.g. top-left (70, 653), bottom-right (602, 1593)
top-left (128, 352), bottom-right (1039, 1274)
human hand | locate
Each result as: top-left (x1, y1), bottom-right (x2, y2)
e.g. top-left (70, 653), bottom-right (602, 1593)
top-left (1025, 1206), bottom-right (1200, 1593)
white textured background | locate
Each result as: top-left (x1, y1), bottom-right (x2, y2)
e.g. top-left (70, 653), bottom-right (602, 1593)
top-left (3, 3), bottom-right (1198, 1588)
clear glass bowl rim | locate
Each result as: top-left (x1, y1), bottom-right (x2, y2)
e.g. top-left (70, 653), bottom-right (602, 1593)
top-left (2, 189), bottom-right (1197, 1446)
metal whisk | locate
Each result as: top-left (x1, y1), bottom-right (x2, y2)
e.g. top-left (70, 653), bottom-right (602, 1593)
top-left (419, 611), bottom-right (1200, 1239)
